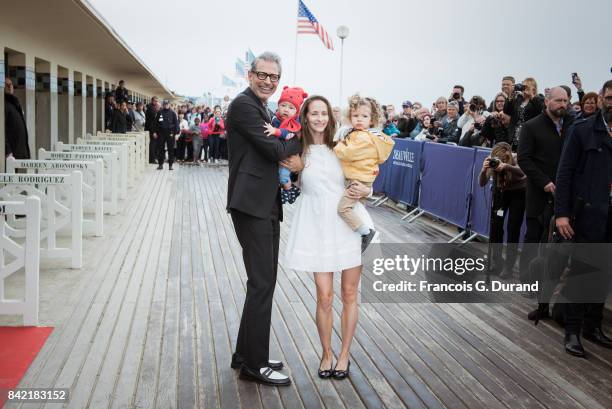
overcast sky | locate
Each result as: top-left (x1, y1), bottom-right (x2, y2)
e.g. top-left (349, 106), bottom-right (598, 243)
top-left (90, 0), bottom-right (611, 108)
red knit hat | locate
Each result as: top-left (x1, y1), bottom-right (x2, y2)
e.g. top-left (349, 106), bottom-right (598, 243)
top-left (278, 86), bottom-right (308, 112)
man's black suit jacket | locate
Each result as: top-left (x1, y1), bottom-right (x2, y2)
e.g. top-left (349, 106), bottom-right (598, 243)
top-left (517, 111), bottom-right (574, 218)
top-left (226, 87), bottom-right (302, 220)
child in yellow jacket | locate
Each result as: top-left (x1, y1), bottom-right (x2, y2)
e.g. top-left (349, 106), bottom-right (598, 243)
top-left (334, 95), bottom-right (395, 251)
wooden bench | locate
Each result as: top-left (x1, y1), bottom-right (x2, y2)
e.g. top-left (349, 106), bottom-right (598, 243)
top-left (96, 131), bottom-right (147, 173)
top-left (0, 172), bottom-right (83, 269)
top-left (7, 157), bottom-right (104, 237)
top-left (0, 197), bottom-right (41, 326)
top-left (77, 138), bottom-right (136, 185)
top-left (55, 142), bottom-right (128, 200)
top-left (38, 149), bottom-right (119, 215)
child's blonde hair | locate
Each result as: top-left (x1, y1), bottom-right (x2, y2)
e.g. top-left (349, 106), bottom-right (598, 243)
top-left (346, 94), bottom-right (382, 128)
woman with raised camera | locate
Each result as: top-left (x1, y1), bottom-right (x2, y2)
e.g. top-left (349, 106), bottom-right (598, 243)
top-left (414, 114), bottom-right (436, 141)
top-left (479, 142), bottom-right (527, 278)
top-left (458, 95), bottom-right (489, 136)
top-left (504, 77), bottom-right (545, 149)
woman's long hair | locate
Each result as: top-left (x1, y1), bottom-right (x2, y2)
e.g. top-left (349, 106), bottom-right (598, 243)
top-left (487, 142), bottom-right (514, 189)
top-left (299, 95), bottom-right (337, 153)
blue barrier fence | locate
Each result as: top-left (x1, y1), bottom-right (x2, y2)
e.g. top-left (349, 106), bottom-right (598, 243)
top-left (373, 141), bottom-right (525, 240)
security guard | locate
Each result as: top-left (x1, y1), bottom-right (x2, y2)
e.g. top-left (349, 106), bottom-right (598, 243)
top-left (555, 79), bottom-right (612, 357)
top-left (152, 100), bottom-right (179, 170)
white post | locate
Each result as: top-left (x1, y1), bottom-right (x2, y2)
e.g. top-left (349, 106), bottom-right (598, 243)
top-left (293, 0), bottom-right (299, 83)
top-left (71, 171), bottom-right (83, 269)
top-left (23, 196), bottom-right (41, 325)
top-left (94, 159), bottom-right (104, 235)
top-left (0, 197), bottom-right (41, 326)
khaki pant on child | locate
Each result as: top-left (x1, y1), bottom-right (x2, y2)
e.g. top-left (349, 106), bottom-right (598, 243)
top-left (338, 179), bottom-right (372, 231)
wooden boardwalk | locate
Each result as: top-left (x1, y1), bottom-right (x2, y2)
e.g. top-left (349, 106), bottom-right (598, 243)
top-left (3, 164), bottom-right (612, 409)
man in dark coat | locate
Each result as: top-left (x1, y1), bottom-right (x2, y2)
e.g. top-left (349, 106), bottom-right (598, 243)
top-left (104, 93), bottom-right (115, 131)
top-left (517, 87), bottom-right (574, 318)
top-left (151, 100), bottom-right (179, 170)
top-left (397, 100), bottom-right (417, 138)
top-left (114, 80), bottom-right (129, 104)
top-left (145, 96), bottom-right (159, 163)
top-left (226, 52), bottom-right (301, 386)
top-left (4, 77), bottom-right (31, 159)
top-left (554, 79), bottom-right (612, 357)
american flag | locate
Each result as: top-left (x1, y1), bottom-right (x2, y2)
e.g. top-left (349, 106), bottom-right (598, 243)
top-left (297, 0), bottom-right (334, 50)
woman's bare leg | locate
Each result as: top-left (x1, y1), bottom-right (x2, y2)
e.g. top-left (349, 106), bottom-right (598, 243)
top-left (314, 272), bottom-right (335, 370)
top-left (336, 265), bottom-right (362, 370)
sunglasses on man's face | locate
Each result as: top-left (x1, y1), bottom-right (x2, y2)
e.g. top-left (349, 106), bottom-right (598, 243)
top-left (251, 71), bottom-right (280, 83)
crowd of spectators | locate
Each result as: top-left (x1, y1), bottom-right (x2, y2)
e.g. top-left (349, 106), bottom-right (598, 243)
top-left (102, 80), bottom-right (230, 165)
top-left (372, 73), bottom-right (599, 153)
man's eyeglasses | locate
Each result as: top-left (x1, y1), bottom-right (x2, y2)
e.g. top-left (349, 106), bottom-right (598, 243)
top-left (251, 71), bottom-right (280, 83)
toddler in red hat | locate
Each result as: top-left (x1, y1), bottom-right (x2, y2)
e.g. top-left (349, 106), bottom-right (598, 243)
top-left (264, 86), bottom-right (308, 204)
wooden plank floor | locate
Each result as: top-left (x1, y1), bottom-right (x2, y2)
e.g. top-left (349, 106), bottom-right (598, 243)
top-left (3, 164), bottom-right (612, 409)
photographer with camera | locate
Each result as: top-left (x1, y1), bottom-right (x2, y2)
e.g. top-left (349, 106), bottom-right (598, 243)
top-left (458, 95), bottom-right (489, 137)
top-left (480, 110), bottom-right (515, 148)
top-left (414, 114), bottom-right (436, 142)
top-left (553, 79), bottom-right (612, 357)
top-left (504, 77), bottom-right (545, 150)
top-left (449, 85), bottom-right (466, 115)
top-left (479, 142), bottom-right (526, 277)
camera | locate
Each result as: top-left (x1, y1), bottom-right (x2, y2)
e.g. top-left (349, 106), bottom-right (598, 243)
top-left (452, 92), bottom-right (461, 100)
top-left (513, 84), bottom-right (525, 92)
top-left (474, 121), bottom-right (483, 131)
top-left (469, 103), bottom-right (477, 112)
top-left (488, 158), bottom-right (500, 169)
top-left (485, 115), bottom-right (501, 128)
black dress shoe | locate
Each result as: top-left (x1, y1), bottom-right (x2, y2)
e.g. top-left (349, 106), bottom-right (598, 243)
top-left (239, 365), bottom-right (291, 386)
top-left (231, 353), bottom-right (283, 370)
top-left (156, 165), bottom-right (163, 170)
top-left (565, 334), bottom-right (586, 357)
top-left (583, 328), bottom-right (612, 348)
top-left (527, 303), bottom-right (550, 324)
top-left (332, 360), bottom-right (350, 380)
top-left (318, 358), bottom-right (333, 379)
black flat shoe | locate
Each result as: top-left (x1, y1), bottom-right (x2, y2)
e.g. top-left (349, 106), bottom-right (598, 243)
top-left (318, 358), bottom-right (333, 379)
top-left (527, 303), bottom-right (550, 325)
top-left (332, 360), bottom-right (350, 380)
top-left (239, 365), bottom-right (291, 387)
top-left (231, 353), bottom-right (283, 370)
top-left (565, 334), bottom-right (586, 357)
top-left (583, 328), bottom-right (612, 348)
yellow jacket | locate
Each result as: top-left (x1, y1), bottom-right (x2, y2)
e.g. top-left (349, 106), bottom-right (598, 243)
top-left (333, 129), bottom-right (395, 183)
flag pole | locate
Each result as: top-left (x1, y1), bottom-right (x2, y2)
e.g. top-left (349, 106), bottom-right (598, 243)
top-left (293, 0), bottom-right (299, 83)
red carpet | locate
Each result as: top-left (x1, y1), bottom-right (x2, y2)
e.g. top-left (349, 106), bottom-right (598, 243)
top-left (0, 327), bottom-right (53, 408)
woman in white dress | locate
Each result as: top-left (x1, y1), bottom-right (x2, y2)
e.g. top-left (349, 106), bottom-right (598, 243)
top-left (283, 95), bottom-right (373, 380)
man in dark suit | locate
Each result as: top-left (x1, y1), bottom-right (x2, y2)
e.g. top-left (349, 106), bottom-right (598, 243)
top-left (145, 96), bottom-right (159, 163)
top-left (555, 79), bottom-right (612, 356)
top-left (517, 87), bottom-right (574, 319)
top-left (226, 52), bottom-right (301, 386)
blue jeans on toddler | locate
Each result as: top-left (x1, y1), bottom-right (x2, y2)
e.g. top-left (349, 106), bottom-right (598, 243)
top-left (279, 166), bottom-right (291, 188)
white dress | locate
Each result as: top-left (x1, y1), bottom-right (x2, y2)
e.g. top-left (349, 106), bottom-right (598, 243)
top-left (283, 144), bottom-right (373, 272)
